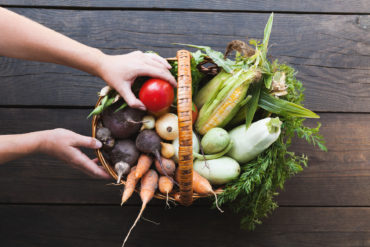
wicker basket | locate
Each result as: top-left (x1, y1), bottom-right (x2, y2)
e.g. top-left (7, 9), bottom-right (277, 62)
top-left (92, 50), bottom-right (221, 206)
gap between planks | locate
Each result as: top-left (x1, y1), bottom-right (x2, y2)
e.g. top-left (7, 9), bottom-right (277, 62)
top-left (0, 5), bottom-right (369, 15)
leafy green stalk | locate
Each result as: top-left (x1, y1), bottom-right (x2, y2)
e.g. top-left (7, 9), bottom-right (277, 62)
top-left (259, 91), bottom-right (319, 118)
top-left (244, 81), bottom-right (262, 128)
top-left (114, 102), bottom-right (128, 113)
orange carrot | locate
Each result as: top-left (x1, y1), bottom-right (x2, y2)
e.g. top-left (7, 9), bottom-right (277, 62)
top-left (154, 156), bottom-right (176, 177)
top-left (176, 169), bottom-right (223, 212)
top-left (158, 176), bottom-right (174, 207)
top-left (122, 169), bottom-right (158, 247)
top-left (134, 154), bottom-right (153, 179)
top-left (121, 166), bottom-right (138, 206)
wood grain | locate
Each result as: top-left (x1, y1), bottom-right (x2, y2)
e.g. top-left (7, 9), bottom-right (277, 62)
top-left (0, 108), bottom-right (369, 206)
top-left (0, 205), bottom-right (369, 247)
top-left (0, 9), bottom-right (368, 112)
top-left (0, 0), bottom-right (369, 13)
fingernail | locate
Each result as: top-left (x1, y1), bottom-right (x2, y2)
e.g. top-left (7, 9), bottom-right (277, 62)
top-left (95, 139), bottom-right (103, 149)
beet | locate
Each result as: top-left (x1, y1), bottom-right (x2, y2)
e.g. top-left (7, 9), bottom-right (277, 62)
top-left (109, 140), bottom-right (140, 166)
top-left (102, 104), bottom-right (145, 139)
top-left (135, 130), bottom-right (161, 155)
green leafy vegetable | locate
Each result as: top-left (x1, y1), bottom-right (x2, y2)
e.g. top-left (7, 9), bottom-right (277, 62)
top-left (114, 102), bottom-right (128, 113)
top-left (88, 91), bottom-right (126, 118)
top-left (244, 81), bottom-right (262, 128)
top-left (174, 43), bottom-right (235, 73)
top-left (259, 91), bottom-right (319, 118)
top-left (213, 14), bottom-right (325, 229)
top-left (217, 60), bottom-right (326, 230)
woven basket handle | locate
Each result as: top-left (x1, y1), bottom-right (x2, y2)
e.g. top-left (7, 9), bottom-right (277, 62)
top-left (176, 50), bottom-right (193, 206)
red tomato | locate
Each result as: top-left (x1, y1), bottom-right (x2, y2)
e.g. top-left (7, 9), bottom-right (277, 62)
top-left (139, 79), bottom-right (174, 112)
top-left (192, 103), bottom-right (198, 124)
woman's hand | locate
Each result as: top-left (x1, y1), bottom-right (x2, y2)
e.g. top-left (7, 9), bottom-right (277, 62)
top-left (0, 8), bottom-right (176, 110)
top-left (97, 51), bottom-right (177, 110)
top-left (39, 128), bottom-right (110, 179)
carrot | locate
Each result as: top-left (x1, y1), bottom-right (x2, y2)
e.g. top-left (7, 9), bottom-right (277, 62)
top-left (176, 169), bottom-right (223, 212)
top-left (121, 166), bottom-right (138, 206)
top-left (134, 154), bottom-right (153, 179)
top-left (158, 176), bottom-right (174, 207)
top-left (122, 169), bottom-right (158, 247)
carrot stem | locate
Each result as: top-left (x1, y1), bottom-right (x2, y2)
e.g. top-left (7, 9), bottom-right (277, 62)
top-left (212, 191), bottom-right (224, 213)
top-left (122, 203), bottom-right (146, 247)
top-left (141, 216), bottom-right (160, 226)
top-left (165, 192), bottom-right (170, 208)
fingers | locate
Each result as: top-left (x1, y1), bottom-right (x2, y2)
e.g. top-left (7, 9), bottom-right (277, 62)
top-left (69, 148), bottom-right (111, 179)
top-left (138, 64), bottom-right (177, 87)
top-left (71, 133), bottom-right (102, 149)
top-left (116, 82), bottom-right (146, 111)
top-left (144, 53), bottom-right (172, 69)
top-left (134, 51), bottom-right (177, 87)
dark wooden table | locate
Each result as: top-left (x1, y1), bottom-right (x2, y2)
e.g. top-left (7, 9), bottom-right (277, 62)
top-left (0, 1), bottom-right (369, 246)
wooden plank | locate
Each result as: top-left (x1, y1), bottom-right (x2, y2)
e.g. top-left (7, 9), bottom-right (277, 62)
top-left (0, 108), bottom-right (370, 206)
top-left (277, 112), bottom-right (370, 205)
top-left (0, 9), bottom-right (369, 111)
top-left (0, 0), bottom-right (369, 13)
top-left (0, 205), bottom-right (370, 247)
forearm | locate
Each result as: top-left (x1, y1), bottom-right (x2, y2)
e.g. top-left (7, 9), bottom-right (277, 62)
top-left (0, 131), bottom-right (46, 164)
top-left (0, 7), bottom-right (104, 76)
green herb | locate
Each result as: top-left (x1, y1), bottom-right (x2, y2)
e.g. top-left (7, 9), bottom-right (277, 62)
top-left (174, 43), bottom-right (235, 73)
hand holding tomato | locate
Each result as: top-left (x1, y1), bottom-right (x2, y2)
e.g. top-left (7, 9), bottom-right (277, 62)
top-left (98, 51), bottom-right (176, 111)
top-left (139, 78), bottom-right (174, 113)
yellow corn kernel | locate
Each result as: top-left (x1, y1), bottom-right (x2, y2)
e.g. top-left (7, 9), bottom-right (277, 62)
top-left (198, 86), bottom-right (244, 134)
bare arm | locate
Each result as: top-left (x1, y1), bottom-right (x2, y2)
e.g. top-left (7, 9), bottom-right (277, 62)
top-left (0, 7), bottom-right (102, 76)
top-left (0, 132), bottom-right (43, 164)
top-left (0, 7), bottom-right (176, 110)
top-left (0, 129), bottom-right (109, 179)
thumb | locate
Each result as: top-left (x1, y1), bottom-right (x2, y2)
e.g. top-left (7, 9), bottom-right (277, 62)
top-left (72, 133), bottom-right (102, 149)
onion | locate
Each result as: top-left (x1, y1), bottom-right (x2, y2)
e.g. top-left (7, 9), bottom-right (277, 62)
top-left (160, 142), bottom-right (175, 159)
top-left (155, 113), bottom-right (178, 141)
top-left (140, 115), bottom-right (156, 131)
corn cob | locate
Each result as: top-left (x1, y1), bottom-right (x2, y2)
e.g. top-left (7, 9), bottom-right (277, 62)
top-left (194, 70), bottom-right (230, 108)
top-left (196, 69), bottom-right (261, 135)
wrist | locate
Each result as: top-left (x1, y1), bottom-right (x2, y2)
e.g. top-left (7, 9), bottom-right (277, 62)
top-left (93, 49), bottom-right (109, 79)
top-left (34, 129), bottom-right (53, 154)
